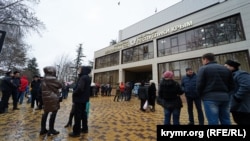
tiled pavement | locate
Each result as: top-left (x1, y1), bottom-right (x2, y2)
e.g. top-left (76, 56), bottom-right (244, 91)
top-left (0, 93), bottom-right (235, 141)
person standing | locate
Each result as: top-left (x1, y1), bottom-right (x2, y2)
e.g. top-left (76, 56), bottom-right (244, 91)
top-left (62, 82), bottom-right (70, 99)
top-left (196, 53), bottom-right (234, 125)
top-left (0, 71), bottom-right (14, 113)
top-left (113, 82), bottom-right (121, 102)
top-left (148, 80), bottom-right (156, 112)
top-left (158, 71), bottom-right (184, 125)
top-left (138, 81), bottom-right (148, 112)
top-left (35, 77), bottom-right (44, 110)
top-left (17, 75), bottom-right (29, 105)
top-left (69, 66), bottom-right (91, 137)
top-left (181, 68), bottom-right (204, 125)
top-left (30, 75), bottom-right (40, 108)
top-left (119, 82), bottom-right (125, 101)
top-left (224, 60), bottom-right (250, 125)
top-left (12, 71), bottom-right (21, 110)
top-left (40, 66), bottom-right (62, 136)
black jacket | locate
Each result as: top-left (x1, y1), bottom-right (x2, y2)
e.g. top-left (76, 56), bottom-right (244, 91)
top-left (73, 66), bottom-right (91, 103)
top-left (196, 61), bottom-right (234, 101)
top-left (1, 75), bottom-right (13, 92)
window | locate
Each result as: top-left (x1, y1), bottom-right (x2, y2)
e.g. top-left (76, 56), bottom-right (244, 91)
top-left (157, 14), bottom-right (245, 57)
top-left (122, 42), bottom-right (154, 64)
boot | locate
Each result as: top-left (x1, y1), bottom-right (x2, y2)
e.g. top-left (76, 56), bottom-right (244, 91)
top-left (47, 112), bottom-right (60, 136)
top-left (47, 129), bottom-right (59, 136)
top-left (64, 112), bottom-right (73, 128)
top-left (40, 113), bottom-right (48, 135)
top-left (40, 129), bottom-right (48, 135)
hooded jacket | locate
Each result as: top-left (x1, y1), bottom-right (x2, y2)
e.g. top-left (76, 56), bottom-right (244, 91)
top-left (73, 66), bottom-right (91, 103)
top-left (41, 66), bottom-right (62, 112)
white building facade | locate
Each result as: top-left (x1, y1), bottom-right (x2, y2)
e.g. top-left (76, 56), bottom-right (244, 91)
top-left (93, 0), bottom-right (250, 87)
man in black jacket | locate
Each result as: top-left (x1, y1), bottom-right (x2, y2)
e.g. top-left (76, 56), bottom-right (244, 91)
top-left (12, 71), bottom-right (21, 110)
top-left (0, 71), bottom-right (14, 113)
top-left (69, 66), bottom-right (91, 137)
top-left (197, 53), bottom-right (234, 125)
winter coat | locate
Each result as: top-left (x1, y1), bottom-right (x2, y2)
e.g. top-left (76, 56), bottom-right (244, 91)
top-left (181, 73), bottom-right (198, 98)
top-left (138, 85), bottom-right (148, 100)
top-left (158, 79), bottom-right (183, 109)
top-left (148, 82), bottom-right (156, 105)
top-left (196, 61), bottom-right (234, 101)
top-left (72, 66), bottom-right (91, 103)
top-left (230, 70), bottom-right (250, 113)
top-left (119, 82), bottom-right (125, 93)
top-left (12, 77), bottom-right (20, 92)
top-left (1, 75), bottom-right (13, 92)
top-left (41, 66), bottom-right (62, 112)
top-left (19, 76), bottom-right (29, 92)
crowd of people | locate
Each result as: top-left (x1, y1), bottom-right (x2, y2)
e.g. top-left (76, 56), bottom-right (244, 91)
top-left (0, 52), bottom-right (250, 138)
top-left (157, 53), bottom-right (250, 125)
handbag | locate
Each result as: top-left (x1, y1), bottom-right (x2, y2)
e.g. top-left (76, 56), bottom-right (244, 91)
top-left (143, 100), bottom-right (148, 110)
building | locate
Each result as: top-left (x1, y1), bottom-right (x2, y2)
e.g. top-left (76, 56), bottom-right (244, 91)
top-left (93, 0), bottom-right (250, 87)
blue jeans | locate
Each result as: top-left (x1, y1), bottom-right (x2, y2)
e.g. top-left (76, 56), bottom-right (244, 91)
top-left (18, 91), bottom-right (25, 104)
top-left (203, 100), bottom-right (231, 125)
top-left (164, 107), bottom-right (181, 125)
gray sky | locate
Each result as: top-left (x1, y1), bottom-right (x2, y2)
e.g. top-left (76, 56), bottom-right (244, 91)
top-left (26, 0), bottom-right (181, 75)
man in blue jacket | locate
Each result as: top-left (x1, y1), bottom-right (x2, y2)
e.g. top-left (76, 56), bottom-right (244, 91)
top-left (224, 60), bottom-right (250, 125)
top-left (69, 66), bottom-right (91, 137)
top-left (197, 53), bottom-right (234, 125)
top-left (181, 68), bottom-right (204, 125)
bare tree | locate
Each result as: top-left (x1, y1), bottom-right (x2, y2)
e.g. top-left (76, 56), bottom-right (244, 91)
top-left (54, 54), bottom-right (74, 82)
top-left (0, 0), bottom-right (45, 35)
top-left (0, 0), bottom-right (45, 71)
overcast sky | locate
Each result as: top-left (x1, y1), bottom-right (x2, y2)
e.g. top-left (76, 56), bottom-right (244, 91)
top-left (26, 0), bottom-right (181, 75)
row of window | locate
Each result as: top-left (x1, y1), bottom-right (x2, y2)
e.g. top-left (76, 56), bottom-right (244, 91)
top-left (122, 42), bottom-right (154, 63)
top-left (95, 14), bottom-right (245, 69)
top-left (158, 51), bottom-right (250, 83)
top-left (157, 14), bottom-right (245, 56)
top-left (94, 51), bottom-right (250, 85)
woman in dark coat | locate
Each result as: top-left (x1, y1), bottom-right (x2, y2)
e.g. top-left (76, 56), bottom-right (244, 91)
top-left (138, 81), bottom-right (148, 112)
top-left (69, 66), bottom-right (91, 137)
top-left (40, 66), bottom-right (62, 136)
top-left (158, 71), bottom-right (184, 125)
top-left (148, 80), bottom-right (156, 112)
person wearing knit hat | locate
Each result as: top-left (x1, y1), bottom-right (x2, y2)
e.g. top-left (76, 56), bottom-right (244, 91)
top-left (224, 60), bottom-right (241, 71)
top-left (158, 70), bottom-right (184, 125)
top-left (163, 71), bottom-right (174, 79)
top-left (224, 60), bottom-right (250, 125)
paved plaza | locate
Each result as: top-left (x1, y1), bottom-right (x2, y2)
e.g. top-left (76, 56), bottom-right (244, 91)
top-left (1, 92), bottom-right (236, 141)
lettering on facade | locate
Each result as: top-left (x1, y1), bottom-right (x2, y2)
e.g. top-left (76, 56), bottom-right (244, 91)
top-left (105, 21), bottom-right (193, 54)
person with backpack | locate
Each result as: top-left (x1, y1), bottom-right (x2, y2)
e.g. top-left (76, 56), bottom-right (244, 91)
top-left (224, 60), bottom-right (250, 125)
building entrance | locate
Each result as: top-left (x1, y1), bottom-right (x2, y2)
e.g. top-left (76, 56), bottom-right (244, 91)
top-left (124, 65), bottom-right (152, 83)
